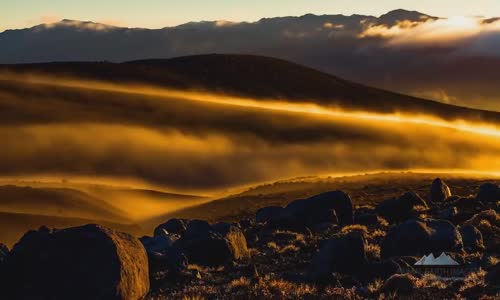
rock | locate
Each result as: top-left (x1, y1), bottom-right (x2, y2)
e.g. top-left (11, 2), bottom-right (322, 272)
top-left (485, 263), bottom-right (500, 285)
top-left (256, 206), bottom-right (284, 224)
top-left (438, 206), bottom-right (458, 220)
top-left (238, 218), bottom-right (254, 229)
top-left (264, 191), bottom-right (353, 230)
top-left (141, 234), bottom-right (179, 254)
top-left (376, 192), bottom-right (428, 224)
top-left (284, 198), bottom-right (336, 229)
top-left (361, 260), bottom-right (402, 282)
top-left (176, 224), bottom-right (249, 266)
top-left (381, 274), bottom-right (416, 296)
top-left (353, 213), bottom-right (379, 226)
top-left (459, 225), bottom-right (484, 252)
top-left (306, 191), bottom-right (353, 226)
top-left (154, 218), bottom-right (187, 236)
top-left (1, 224), bottom-right (149, 300)
top-left (212, 222), bottom-right (235, 235)
top-left (185, 219), bottom-right (213, 239)
top-left (310, 232), bottom-right (367, 281)
top-left (0, 243), bottom-right (8, 263)
top-left (430, 178), bottom-right (452, 202)
top-left (381, 219), bottom-right (463, 259)
top-left (274, 191), bottom-right (351, 230)
top-left (477, 183), bottom-right (500, 203)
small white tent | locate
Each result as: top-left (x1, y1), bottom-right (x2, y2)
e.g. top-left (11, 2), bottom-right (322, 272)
top-left (414, 252), bottom-right (459, 266)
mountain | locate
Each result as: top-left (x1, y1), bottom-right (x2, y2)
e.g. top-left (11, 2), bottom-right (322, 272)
top-left (1, 9), bottom-right (499, 110)
top-left (0, 9), bottom-right (432, 64)
top-left (1, 54), bottom-right (500, 123)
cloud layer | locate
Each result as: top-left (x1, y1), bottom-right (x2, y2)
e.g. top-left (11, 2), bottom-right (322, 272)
top-left (1, 10), bottom-right (499, 111)
top-left (1, 74), bottom-right (500, 192)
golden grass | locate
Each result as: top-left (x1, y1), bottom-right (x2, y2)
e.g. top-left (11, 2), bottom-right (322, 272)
top-left (366, 243), bottom-right (381, 260)
top-left (460, 270), bottom-right (487, 293)
top-left (341, 224), bottom-right (369, 235)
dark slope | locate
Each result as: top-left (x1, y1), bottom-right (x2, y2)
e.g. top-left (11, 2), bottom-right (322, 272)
top-left (1, 54), bottom-right (500, 123)
top-left (0, 185), bottom-right (129, 222)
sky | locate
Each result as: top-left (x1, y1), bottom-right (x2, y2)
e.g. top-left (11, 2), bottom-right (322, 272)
top-left (1, 0), bottom-right (500, 31)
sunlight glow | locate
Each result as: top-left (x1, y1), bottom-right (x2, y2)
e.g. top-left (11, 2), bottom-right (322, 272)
top-left (2, 72), bottom-right (500, 139)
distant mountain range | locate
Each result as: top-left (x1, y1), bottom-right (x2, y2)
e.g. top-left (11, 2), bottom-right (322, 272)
top-left (0, 9), bottom-right (434, 63)
top-left (1, 9), bottom-right (499, 110)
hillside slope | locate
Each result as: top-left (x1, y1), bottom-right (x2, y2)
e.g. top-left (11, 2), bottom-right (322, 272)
top-left (1, 54), bottom-right (500, 123)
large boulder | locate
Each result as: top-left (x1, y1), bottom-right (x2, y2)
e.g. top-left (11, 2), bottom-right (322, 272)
top-left (459, 225), bottom-right (484, 252)
top-left (309, 232), bottom-right (367, 281)
top-left (376, 192), bottom-right (428, 224)
top-left (176, 224), bottom-right (249, 266)
top-left (381, 274), bottom-right (416, 296)
top-left (430, 178), bottom-right (452, 202)
top-left (485, 263), bottom-right (500, 286)
top-left (477, 183), bottom-right (500, 203)
top-left (263, 191), bottom-right (351, 230)
top-left (256, 206), bottom-right (284, 224)
top-left (154, 218), bottom-right (187, 236)
top-left (0, 243), bottom-right (8, 263)
top-left (306, 191), bottom-right (353, 226)
top-left (381, 219), bottom-right (463, 259)
top-left (361, 260), bottom-right (402, 282)
top-left (141, 234), bottom-right (179, 254)
top-left (1, 224), bottom-right (149, 300)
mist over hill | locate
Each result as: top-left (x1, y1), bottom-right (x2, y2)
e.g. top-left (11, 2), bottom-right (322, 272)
top-left (1, 9), bottom-right (500, 110)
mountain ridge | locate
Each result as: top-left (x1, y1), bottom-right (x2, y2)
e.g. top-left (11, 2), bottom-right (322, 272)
top-left (1, 54), bottom-right (500, 123)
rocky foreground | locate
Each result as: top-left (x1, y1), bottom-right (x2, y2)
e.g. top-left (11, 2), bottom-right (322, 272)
top-left (0, 178), bottom-right (499, 299)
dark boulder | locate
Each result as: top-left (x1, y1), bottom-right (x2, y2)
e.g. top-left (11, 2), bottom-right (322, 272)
top-left (176, 224), bottom-right (249, 266)
top-left (154, 218), bottom-right (186, 236)
top-left (141, 234), bottom-right (179, 254)
top-left (256, 206), bottom-right (284, 224)
top-left (184, 219), bottom-right (212, 239)
top-left (306, 191), bottom-right (353, 226)
top-left (437, 206), bottom-right (458, 221)
top-left (477, 183), bottom-right (500, 203)
top-left (0, 243), bottom-right (8, 263)
top-left (381, 219), bottom-right (463, 259)
top-left (376, 192), bottom-right (428, 224)
top-left (485, 263), bottom-right (500, 286)
top-left (354, 213), bottom-right (380, 226)
top-left (430, 178), bottom-right (452, 202)
top-left (1, 224), bottom-right (149, 300)
top-left (274, 191), bottom-right (350, 230)
top-left (459, 225), bottom-right (484, 252)
top-left (212, 222), bottom-right (236, 235)
top-left (381, 274), bottom-right (416, 296)
top-left (309, 232), bottom-right (367, 281)
top-left (361, 260), bottom-right (402, 282)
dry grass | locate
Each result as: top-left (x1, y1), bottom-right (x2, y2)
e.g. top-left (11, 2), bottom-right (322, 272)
top-left (229, 277), bottom-right (251, 289)
top-left (460, 270), bottom-right (487, 293)
top-left (366, 243), bottom-right (381, 260)
top-left (415, 273), bottom-right (447, 289)
top-left (341, 224), bottom-right (369, 236)
top-left (181, 296), bottom-right (205, 300)
top-left (266, 241), bottom-right (300, 254)
top-left (370, 229), bottom-right (387, 240)
top-left (466, 210), bottom-right (500, 228)
top-left (368, 279), bottom-right (384, 294)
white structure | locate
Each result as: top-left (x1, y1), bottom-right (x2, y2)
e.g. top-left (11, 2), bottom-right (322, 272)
top-left (415, 252), bottom-right (459, 266)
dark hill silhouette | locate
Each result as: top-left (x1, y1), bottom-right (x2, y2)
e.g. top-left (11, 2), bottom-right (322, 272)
top-left (0, 185), bottom-right (129, 222)
top-left (1, 54), bottom-right (500, 123)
